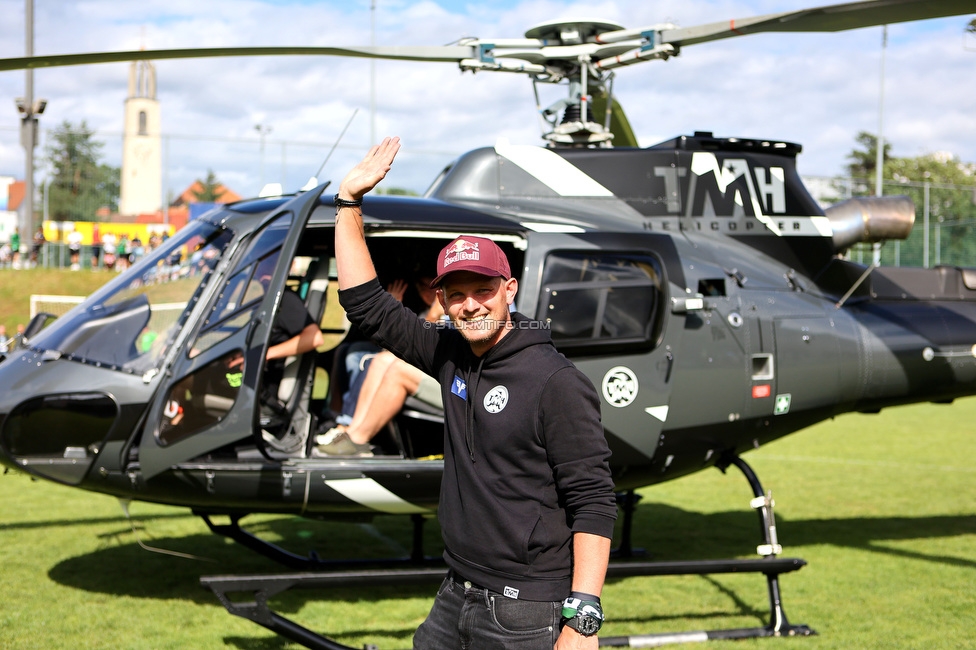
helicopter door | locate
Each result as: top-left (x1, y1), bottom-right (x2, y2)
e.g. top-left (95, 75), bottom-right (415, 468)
top-left (664, 273), bottom-right (750, 440)
top-left (526, 236), bottom-right (676, 464)
top-left (137, 188), bottom-right (325, 479)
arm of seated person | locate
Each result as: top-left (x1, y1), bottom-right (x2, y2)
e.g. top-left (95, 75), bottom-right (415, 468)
top-left (267, 323), bottom-right (324, 361)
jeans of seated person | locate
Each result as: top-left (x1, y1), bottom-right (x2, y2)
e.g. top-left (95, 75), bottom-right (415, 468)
top-left (339, 355), bottom-right (375, 425)
top-left (335, 341), bottom-right (380, 425)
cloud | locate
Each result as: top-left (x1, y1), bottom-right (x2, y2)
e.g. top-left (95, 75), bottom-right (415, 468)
top-left (0, 0), bottom-right (973, 201)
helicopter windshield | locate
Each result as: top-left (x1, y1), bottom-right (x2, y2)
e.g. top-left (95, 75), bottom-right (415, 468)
top-left (28, 221), bottom-right (234, 375)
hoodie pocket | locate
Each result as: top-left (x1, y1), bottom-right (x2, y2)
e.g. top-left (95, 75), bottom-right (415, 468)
top-left (524, 507), bottom-right (570, 565)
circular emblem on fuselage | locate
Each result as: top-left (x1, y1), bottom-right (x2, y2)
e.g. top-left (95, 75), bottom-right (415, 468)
top-left (484, 385), bottom-right (509, 413)
top-left (602, 366), bottom-right (639, 408)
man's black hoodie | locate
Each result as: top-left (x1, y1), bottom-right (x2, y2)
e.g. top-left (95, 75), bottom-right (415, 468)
top-left (340, 279), bottom-right (617, 602)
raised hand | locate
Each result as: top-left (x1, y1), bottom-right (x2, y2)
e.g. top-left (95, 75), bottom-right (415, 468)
top-left (337, 136), bottom-right (401, 201)
top-left (387, 279), bottom-right (408, 302)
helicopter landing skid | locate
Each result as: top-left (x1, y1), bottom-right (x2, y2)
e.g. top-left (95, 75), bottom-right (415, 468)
top-left (201, 455), bottom-right (813, 648)
top-left (201, 557), bottom-right (810, 649)
top-left (196, 512), bottom-right (443, 570)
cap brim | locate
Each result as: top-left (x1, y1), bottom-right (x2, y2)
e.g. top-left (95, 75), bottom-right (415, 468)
top-left (430, 266), bottom-right (506, 288)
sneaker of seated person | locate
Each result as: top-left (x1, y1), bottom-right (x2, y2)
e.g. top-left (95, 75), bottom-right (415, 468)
top-left (312, 426), bottom-right (374, 457)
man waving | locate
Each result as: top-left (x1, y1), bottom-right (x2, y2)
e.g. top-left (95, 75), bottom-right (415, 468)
top-left (334, 137), bottom-right (617, 650)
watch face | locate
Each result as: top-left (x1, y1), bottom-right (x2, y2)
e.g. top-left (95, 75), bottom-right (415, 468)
top-left (576, 614), bottom-right (601, 636)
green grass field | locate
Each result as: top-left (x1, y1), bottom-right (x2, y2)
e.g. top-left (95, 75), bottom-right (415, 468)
top-left (1, 397), bottom-right (974, 649)
top-left (0, 268), bottom-right (111, 333)
top-left (1, 269), bottom-right (974, 647)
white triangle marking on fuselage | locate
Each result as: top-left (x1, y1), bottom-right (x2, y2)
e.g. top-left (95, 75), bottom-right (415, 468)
top-left (645, 405), bottom-right (669, 422)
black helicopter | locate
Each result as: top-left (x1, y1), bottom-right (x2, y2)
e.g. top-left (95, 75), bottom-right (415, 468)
top-left (2, 1), bottom-right (976, 647)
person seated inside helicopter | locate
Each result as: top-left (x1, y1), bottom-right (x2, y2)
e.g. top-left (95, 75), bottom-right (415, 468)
top-left (327, 277), bottom-right (413, 418)
top-left (229, 274), bottom-right (324, 437)
top-left (314, 276), bottom-right (445, 457)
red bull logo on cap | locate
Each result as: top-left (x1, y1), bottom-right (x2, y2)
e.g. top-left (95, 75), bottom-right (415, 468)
top-left (432, 234), bottom-right (511, 287)
top-left (443, 239), bottom-right (480, 268)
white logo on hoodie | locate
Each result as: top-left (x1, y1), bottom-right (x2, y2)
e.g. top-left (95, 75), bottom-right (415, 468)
top-left (484, 385), bottom-right (509, 413)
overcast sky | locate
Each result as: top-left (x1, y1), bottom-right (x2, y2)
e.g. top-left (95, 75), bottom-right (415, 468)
top-left (0, 0), bottom-right (974, 201)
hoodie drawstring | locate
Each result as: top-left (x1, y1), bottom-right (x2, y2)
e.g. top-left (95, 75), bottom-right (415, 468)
top-left (465, 355), bottom-right (486, 462)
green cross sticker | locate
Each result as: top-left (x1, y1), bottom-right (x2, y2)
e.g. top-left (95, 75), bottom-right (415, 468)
top-left (774, 393), bottom-right (792, 415)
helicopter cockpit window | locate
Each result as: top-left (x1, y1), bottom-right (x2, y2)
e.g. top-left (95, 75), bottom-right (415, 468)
top-left (190, 214), bottom-right (291, 357)
top-left (193, 251), bottom-right (281, 356)
top-left (26, 221), bottom-right (234, 374)
top-left (537, 252), bottom-right (664, 350)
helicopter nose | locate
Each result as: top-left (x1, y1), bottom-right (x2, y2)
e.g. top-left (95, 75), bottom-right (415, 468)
top-left (0, 393), bottom-right (119, 484)
top-left (0, 354), bottom-right (120, 485)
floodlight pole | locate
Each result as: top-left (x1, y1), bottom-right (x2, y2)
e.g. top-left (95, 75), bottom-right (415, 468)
top-left (872, 25), bottom-right (887, 266)
top-left (370, 0), bottom-right (376, 146)
top-left (255, 123), bottom-right (272, 189)
top-left (923, 181), bottom-right (930, 268)
top-left (21, 0), bottom-right (36, 241)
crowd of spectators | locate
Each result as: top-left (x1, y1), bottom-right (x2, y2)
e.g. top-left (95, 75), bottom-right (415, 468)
top-left (1, 227), bottom-right (169, 271)
top-left (0, 323), bottom-right (26, 358)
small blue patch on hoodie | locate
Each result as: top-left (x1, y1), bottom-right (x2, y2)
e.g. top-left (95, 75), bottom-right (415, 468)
top-left (451, 375), bottom-right (467, 400)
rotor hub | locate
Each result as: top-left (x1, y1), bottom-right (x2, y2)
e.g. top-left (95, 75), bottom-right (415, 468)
top-left (524, 19), bottom-right (625, 44)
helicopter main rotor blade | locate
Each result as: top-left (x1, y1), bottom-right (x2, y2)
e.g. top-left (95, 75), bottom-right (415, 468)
top-left (1, 1), bottom-right (969, 74)
top-left (659, 0), bottom-right (976, 49)
top-left (0, 44), bottom-right (475, 72)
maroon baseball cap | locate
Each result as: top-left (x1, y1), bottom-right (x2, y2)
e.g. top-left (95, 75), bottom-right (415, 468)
top-left (431, 236), bottom-right (511, 287)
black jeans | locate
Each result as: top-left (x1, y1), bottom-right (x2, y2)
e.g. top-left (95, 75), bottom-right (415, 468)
top-left (413, 574), bottom-right (561, 650)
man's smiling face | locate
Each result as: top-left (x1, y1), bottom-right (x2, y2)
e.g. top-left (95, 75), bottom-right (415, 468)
top-left (438, 271), bottom-right (518, 356)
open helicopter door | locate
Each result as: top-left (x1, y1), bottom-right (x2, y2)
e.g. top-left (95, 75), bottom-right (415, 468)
top-left (137, 188), bottom-right (325, 479)
top-left (522, 231), bottom-right (681, 468)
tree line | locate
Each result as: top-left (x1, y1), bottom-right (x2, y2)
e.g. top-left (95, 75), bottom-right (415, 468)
top-left (842, 131), bottom-right (976, 267)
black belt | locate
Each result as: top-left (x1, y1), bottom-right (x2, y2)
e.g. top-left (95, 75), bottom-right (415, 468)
top-left (449, 570), bottom-right (485, 590)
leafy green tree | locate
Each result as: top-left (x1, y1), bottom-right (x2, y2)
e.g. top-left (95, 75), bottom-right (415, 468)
top-left (885, 152), bottom-right (976, 267)
top-left (375, 187), bottom-right (418, 196)
top-left (841, 132), bottom-right (976, 267)
top-left (845, 131), bottom-right (892, 179)
top-left (43, 120), bottom-right (120, 221)
top-left (191, 169), bottom-right (224, 203)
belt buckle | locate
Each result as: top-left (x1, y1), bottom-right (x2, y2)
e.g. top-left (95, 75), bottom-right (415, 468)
top-left (451, 571), bottom-right (477, 590)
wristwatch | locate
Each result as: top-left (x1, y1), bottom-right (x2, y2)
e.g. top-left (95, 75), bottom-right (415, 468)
top-left (561, 595), bottom-right (604, 637)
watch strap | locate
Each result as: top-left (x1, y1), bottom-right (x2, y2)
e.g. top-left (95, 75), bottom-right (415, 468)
top-left (561, 597), bottom-right (604, 637)
top-left (333, 193), bottom-right (363, 210)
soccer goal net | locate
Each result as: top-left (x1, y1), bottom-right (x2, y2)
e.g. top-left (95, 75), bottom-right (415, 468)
top-left (30, 294), bottom-right (86, 319)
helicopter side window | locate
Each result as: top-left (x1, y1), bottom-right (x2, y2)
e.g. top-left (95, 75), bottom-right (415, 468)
top-left (537, 252), bottom-right (665, 351)
top-left (158, 349), bottom-right (244, 446)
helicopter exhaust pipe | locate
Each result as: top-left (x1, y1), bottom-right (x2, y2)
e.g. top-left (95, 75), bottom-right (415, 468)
top-left (824, 195), bottom-right (915, 253)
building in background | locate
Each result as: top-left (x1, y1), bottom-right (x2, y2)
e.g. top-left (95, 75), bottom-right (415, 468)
top-left (119, 60), bottom-right (161, 217)
top-left (169, 179), bottom-right (242, 226)
top-left (0, 177), bottom-right (24, 245)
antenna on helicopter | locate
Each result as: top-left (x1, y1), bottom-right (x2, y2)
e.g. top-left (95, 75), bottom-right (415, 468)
top-left (301, 108), bottom-right (360, 191)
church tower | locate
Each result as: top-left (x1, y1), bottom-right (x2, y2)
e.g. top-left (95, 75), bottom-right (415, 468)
top-left (119, 60), bottom-right (162, 216)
